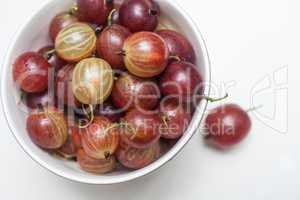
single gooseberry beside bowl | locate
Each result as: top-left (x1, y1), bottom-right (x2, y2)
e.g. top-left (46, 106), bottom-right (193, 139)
top-left (204, 104), bottom-right (252, 148)
top-left (1, 0), bottom-right (210, 184)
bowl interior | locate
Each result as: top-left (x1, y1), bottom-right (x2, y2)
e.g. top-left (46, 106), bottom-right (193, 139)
top-left (1, 0), bottom-right (210, 184)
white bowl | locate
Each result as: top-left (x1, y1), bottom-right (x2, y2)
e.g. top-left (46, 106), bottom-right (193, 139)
top-left (1, 0), bottom-right (211, 184)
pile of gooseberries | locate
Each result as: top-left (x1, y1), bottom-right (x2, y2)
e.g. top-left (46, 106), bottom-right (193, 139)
top-left (12, 0), bottom-right (252, 175)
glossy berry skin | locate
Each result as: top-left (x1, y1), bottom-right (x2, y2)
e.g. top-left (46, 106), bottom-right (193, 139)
top-left (81, 116), bottom-right (120, 159)
top-left (116, 141), bottom-right (160, 169)
top-left (77, 0), bottom-right (114, 25)
top-left (160, 61), bottom-right (203, 102)
top-left (114, 0), bottom-right (124, 8)
top-left (22, 90), bottom-right (56, 110)
top-left (56, 64), bottom-right (80, 108)
top-left (77, 149), bottom-right (116, 174)
top-left (160, 100), bottom-right (191, 139)
top-left (119, 0), bottom-right (160, 32)
top-left (26, 107), bottom-right (68, 149)
top-left (70, 127), bottom-right (83, 150)
top-left (121, 109), bottom-right (161, 149)
top-left (72, 58), bottom-right (114, 105)
top-left (205, 104), bottom-right (252, 147)
top-left (97, 24), bottom-right (131, 70)
top-left (94, 101), bottom-right (124, 122)
top-left (49, 12), bottom-right (78, 42)
top-left (38, 46), bottom-right (66, 71)
top-left (123, 32), bottom-right (169, 78)
top-left (55, 23), bottom-right (97, 62)
top-left (65, 117), bottom-right (83, 145)
top-left (58, 126), bottom-right (82, 158)
top-left (13, 52), bottom-right (51, 93)
top-left (157, 30), bottom-right (196, 63)
top-left (111, 73), bottom-right (160, 111)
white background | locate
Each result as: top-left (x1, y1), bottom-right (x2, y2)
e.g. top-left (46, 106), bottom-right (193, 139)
top-left (0, 0), bottom-right (296, 199)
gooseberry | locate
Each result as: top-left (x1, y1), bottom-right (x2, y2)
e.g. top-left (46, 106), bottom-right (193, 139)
top-left (160, 61), bottom-right (203, 102)
top-left (55, 22), bottom-right (97, 62)
top-left (81, 116), bottom-right (120, 159)
top-left (160, 99), bottom-right (191, 139)
top-left (123, 31), bottom-right (169, 78)
top-left (49, 12), bottom-right (78, 42)
top-left (120, 109), bottom-right (161, 149)
top-left (56, 64), bottom-right (81, 108)
top-left (111, 73), bottom-right (160, 111)
top-left (157, 29), bottom-right (196, 63)
top-left (13, 52), bottom-right (51, 93)
top-left (76, 0), bottom-right (114, 25)
top-left (96, 24), bottom-right (131, 70)
top-left (26, 107), bottom-right (68, 149)
top-left (77, 149), bottom-right (116, 174)
top-left (116, 141), bottom-right (160, 169)
top-left (205, 104), bottom-right (252, 147)
top-left (72, 58), bottom-right (114, 105)
top-left (119, 0), bottom-right (160, 32)
top-left (58, 126), bottom-right (82, 158)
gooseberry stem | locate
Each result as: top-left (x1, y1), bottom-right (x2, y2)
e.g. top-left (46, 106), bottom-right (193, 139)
top-left (44, 49), bottom-right (56, 60)
top-left (78, 104), bottom-right (95, 129)
top-left (107, 9), bottom-right (116, 27)
top-left (69, 3), bottom-right (78, 16)
top-left (161, 115), bottom-right (169, 129)
top-left (203, 93), bottom-right (229, 103)
top-left (246, 105), bottom-right (263, 113)
top-left (169, 55), bottom-right (181, 62)
top-left (104, 152), bottom-right (111, 159)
